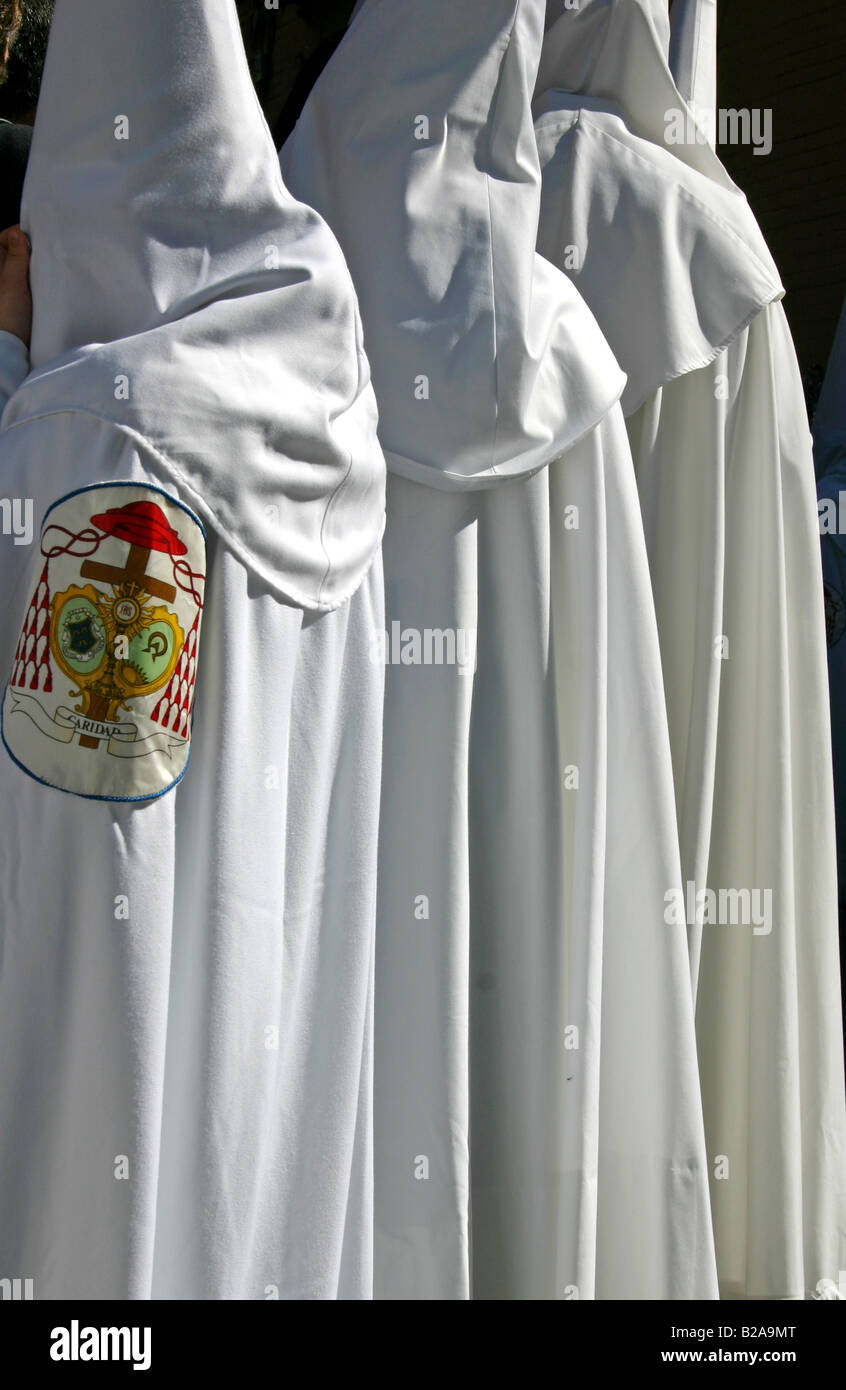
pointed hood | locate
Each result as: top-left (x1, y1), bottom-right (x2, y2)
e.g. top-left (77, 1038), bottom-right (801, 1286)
top-left (24, 0), bottom-right (288, 364)
top-left (545, 0), bottom-right (671, 57)
top-left (534, 0), bottom-right (783, 413)
top-left (282, 0), bottom-right (625, 492)
top-left (6, 0), bottom-right (385, 612)
top-left (537, 0), bottom-right (723, 179)
top-left (669, 0), bottom-right (718, 134)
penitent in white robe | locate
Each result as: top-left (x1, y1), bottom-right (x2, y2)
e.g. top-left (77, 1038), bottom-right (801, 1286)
top-left (535, 0), bottom-right (846, 1299)
top-left (283, 0), bottom-right (717, 1300)
top-left (0, 0), bottom-right (386, 1299)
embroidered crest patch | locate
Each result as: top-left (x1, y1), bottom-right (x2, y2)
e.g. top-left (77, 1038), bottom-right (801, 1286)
top-left (2, 482), bottom-right (206, 801)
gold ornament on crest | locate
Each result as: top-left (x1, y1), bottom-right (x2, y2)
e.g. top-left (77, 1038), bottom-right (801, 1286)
top-left (48, 501), bottom-right (188, 750)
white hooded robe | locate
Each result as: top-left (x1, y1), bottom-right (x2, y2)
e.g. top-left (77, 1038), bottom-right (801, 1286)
top-left (283, 0), bottom-right (717, 1300)
top-left (535, 0), bottom-right (846, 1299)
top-left (0, 0), bottom-right (386, 1300)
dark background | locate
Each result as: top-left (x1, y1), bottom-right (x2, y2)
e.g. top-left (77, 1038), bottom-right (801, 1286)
top-left (235, 0), bottom-right (355, 148)
top-left (717, 0), bottom-right (846, 408)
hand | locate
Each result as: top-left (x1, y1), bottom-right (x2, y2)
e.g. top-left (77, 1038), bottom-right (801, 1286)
top-left (0, 225), bottom-right (32, 348)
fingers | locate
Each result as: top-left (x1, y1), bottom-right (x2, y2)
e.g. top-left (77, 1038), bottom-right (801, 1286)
top-left (0, 225), bottom-right (32, 348)
top-left (0, 225), bottom-right (29, 276)
top-left (0, 224), bottom-right (30, 263)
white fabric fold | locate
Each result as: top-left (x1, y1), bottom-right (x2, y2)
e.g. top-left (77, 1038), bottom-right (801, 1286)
top-left (0, 329), bottom-right (28, 404)
top-left (14, 0), bottom-right (385, 612)
top-left (535, 0), bottom-right (783, 414)
top-left (283, 0), bottom-right (625, 491)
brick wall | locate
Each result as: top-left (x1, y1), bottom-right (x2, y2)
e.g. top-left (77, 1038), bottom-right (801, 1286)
top-left (716, 0), bottom-right (846, 383)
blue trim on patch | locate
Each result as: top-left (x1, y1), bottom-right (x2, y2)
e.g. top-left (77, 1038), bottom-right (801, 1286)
top-left (41, 478), bottom-right (207, 538)
top-left (0, 683), bottom-right (194, 804)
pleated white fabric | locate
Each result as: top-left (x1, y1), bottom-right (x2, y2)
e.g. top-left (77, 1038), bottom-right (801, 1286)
top-left (536, 0), bottom-right (846, 1299)
top-left (375, 424), bottom-right (716, 1300)
top-left (284, 0), bottom-right (717, 1300)
top-left (0, 0), bottom-right (386, 1300)
top-left (0, 413), bottom-right (385, 1299)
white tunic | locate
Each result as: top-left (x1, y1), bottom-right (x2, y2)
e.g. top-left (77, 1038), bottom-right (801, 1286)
top-left (536, 0), bottom-right (846, 1299)
top-left (283, 0), bottom-right (717, 1299)
top-left (0, 0), bottom-right (386, 1299)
